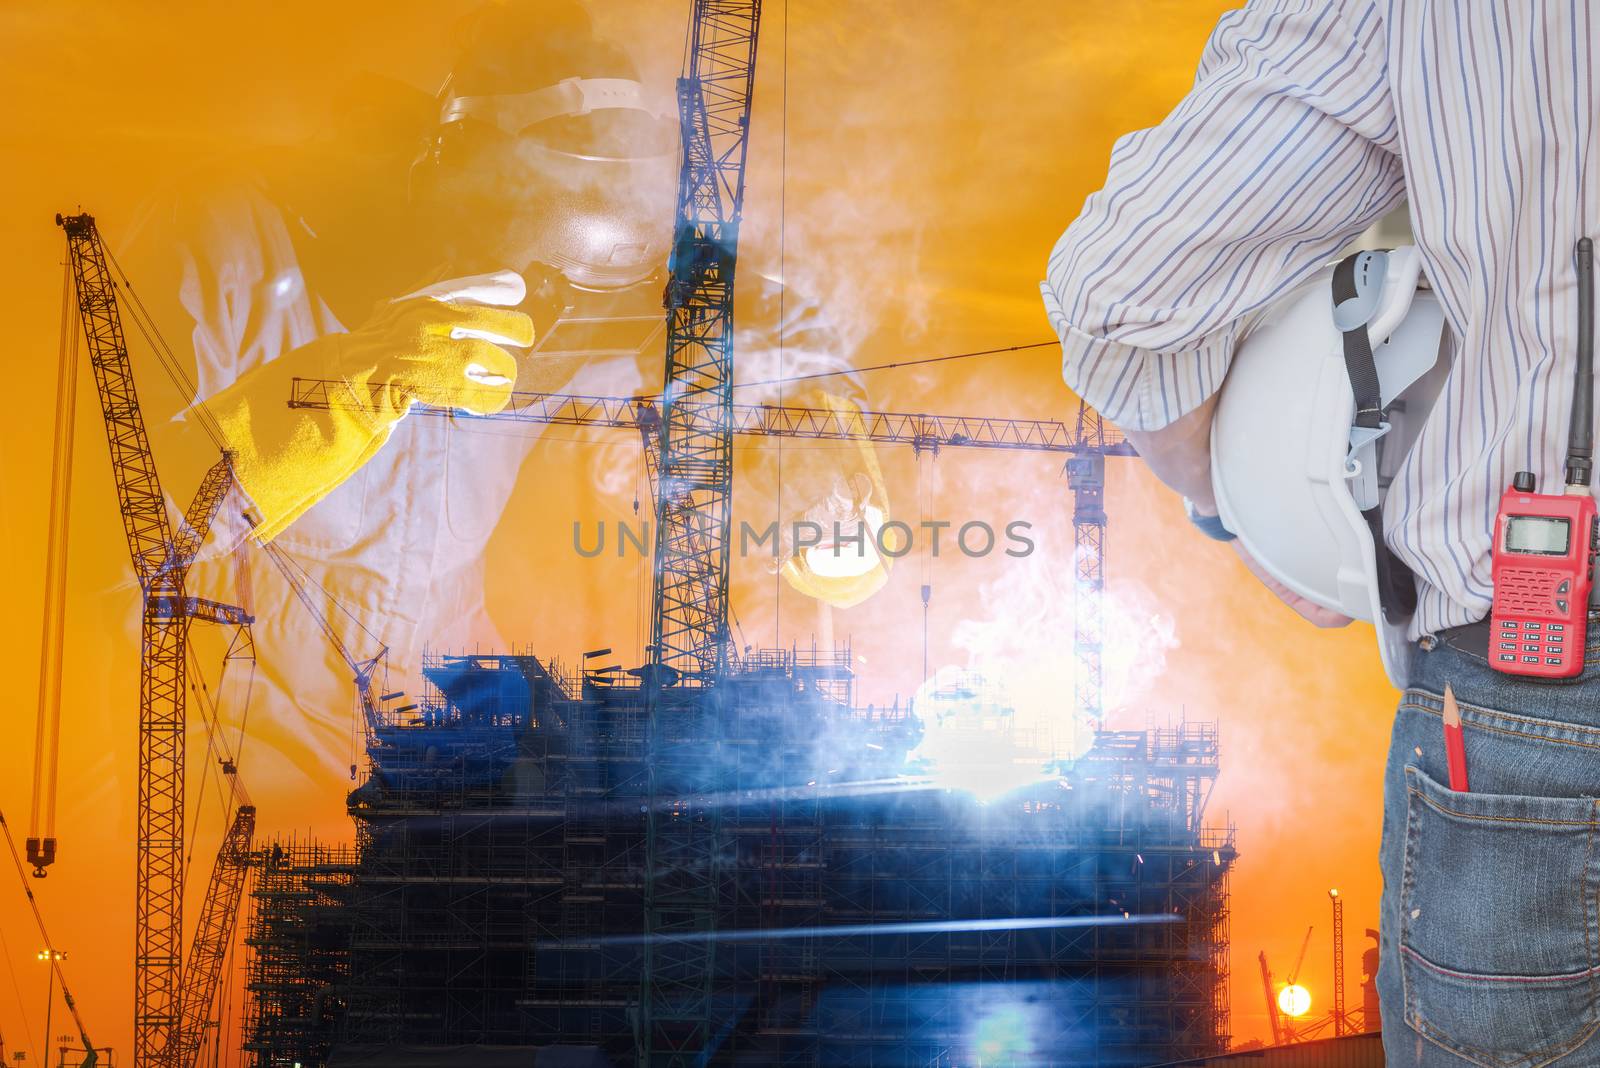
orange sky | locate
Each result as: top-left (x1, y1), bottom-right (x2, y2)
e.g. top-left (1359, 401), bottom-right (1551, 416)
top-left (0, 1), bottom-right (1400, 1060)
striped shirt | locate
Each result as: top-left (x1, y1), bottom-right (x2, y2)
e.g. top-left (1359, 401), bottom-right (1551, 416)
top-left (1041, 0), bottom-right (1598, 639)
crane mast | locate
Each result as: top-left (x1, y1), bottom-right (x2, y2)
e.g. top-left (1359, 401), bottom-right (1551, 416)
top-left (650, 0), bottom-right (762, 683)
top-left (58, 212), bottom-right (250, 1068)
top-left (1330, 890), bottom-right (1347, 1037)
top-left (1258, 951), bottom-right (1283, 1046)
top-left (637, 4), bottom-right (763, 1063)
top-left (175, 804), bottom-right (255, 1068)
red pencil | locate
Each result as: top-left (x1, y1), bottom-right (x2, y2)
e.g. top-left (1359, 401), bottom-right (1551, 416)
top-left (1442, 683), bottom-right (1470, 792)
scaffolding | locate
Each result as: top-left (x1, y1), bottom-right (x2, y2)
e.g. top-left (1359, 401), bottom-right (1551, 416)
top-left (245, 652), bottom-right (1236, 1067)
top-left (242, 841), bottom-right (358, 1068)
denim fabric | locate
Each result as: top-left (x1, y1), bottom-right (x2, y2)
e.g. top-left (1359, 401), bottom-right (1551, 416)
top-left (1380, 630), bottom-right (1600, 1067)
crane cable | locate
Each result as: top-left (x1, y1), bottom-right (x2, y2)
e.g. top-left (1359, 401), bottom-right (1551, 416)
top-left (0, 910), bottom-right (38, 1067)
top-left (226, 550), bottom-right (261, 772)
top-left (261, 540), bottom-right (384, 653)
top-left (29, 262), bottom-right (82, 869)
top-left (180, 634), bottom-right (256, 905)
top-left (732, 339), bottom-right (1058, 393)
top-left (918, 450), bottom-right (931, 686)
top-left (0, 808), bottom-right (96, 1059)
top-left (257, 539), bottom-right (387, 752)
top-left (102, 244), bottom-right (230, 453)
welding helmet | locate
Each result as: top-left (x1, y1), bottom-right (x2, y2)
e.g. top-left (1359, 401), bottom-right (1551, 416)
top-left (1210, 246), bottom-right (1451, 689)
top-left (412, 2), bottom-right (678, 291)
top-left (777, 393), bottom-right (908, 609)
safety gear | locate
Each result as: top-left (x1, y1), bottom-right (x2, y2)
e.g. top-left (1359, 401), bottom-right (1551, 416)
top-left (411, 3), bottom-right (677, 291)
top-left (777, 393), bottom-right (905, 609)
top-left (205, 271), bottom-right (534, 543)
top-left (1210, 246), bottom-right (1450, 688)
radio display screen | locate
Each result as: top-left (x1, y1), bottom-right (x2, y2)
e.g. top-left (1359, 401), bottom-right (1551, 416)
top-left (1505, 515), bottom-right (1572, 555)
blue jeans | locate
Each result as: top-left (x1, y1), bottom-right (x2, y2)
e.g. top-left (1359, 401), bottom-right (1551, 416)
top-left (1380, 633), bottom-right (1600, 1066)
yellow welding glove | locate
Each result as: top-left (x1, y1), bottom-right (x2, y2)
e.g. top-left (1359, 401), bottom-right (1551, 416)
top-left (201, 272), bottom-right (534, 542)
top-left (777, 393), bottom-right (903, 609)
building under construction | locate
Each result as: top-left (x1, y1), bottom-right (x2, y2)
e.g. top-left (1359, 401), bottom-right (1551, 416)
top-left (225, 3), bottom-right (1235, 1065)
top-left (242, 649), bottom-right (1237, 1067)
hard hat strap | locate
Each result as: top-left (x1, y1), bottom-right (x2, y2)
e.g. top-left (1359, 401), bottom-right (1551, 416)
top-left (1332, 251), bottom-right (1389, 431)
top-left (1363, 504), bottom-right (1418, 621)
top-left (1332, 250), bottom-right (1420, 623)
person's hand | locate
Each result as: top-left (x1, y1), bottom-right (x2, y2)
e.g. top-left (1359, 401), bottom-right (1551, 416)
top-left (1230, 537), bottom-right (1354, 628)
top-left (362, 271), bottom-right (533, 415)
top-left (202, 270), bottom-right (534, 542)
top-left (348, 279), bottom-right (533, 420)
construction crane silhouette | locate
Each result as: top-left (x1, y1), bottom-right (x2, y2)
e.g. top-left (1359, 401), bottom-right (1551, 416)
top-left (643, 2), bottom-right (761, 1060)
top-left (1257, 950), bottom-right (1283, 1046)
top-left (1288, 924), bottom-right (1313, 985)
top-left (1257, 926), bottom-right (1314, 1045)
top-left (58, 212), bottom-right (254, 1068)
top-left (175, 803), bottom-right (254, 1068)
top-left (1330, 888), bottom-right (1347, 1037)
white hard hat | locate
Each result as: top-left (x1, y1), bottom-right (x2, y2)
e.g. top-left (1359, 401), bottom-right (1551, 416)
top-left (1211, 246), bottom-right (1450, 688)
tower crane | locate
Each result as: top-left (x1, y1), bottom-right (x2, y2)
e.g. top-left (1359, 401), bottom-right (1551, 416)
top-left (1330, 888), bottom-right (1347, 1037)
top-left (290, 381), bottom-right (1136, 724)
top-left (292, 2), bottom-right (1130, 1059)
top-left (640, 2), bottom-right (762, 1062)
top-left (652, 0), bottom-right (763, 684)
top-left (58, 212), bottom-right (253, 1068)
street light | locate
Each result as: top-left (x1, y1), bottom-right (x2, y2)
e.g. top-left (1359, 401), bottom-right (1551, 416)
top-left (35, 951), bottom-right (65, 1068)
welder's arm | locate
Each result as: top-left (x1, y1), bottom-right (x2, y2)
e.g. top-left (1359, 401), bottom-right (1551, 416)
top-left (194, 284), bottom-right (533, 542)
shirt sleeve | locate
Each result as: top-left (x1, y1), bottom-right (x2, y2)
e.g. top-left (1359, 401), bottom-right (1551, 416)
top-left (1041, 0), bottom-right (1405, 431)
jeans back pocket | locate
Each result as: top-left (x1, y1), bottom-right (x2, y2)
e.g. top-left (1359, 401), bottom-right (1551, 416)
top-left (1400, 763), bottom-right (1600, 1067)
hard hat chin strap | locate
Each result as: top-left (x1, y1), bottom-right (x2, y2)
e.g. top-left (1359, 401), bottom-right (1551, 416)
top-left (1333, 251), bottom-right (1389, 430)
top-left (1332, 249), bottom-right (1419, 622)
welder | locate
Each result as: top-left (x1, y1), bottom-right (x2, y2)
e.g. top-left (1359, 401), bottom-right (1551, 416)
top-left (120, 2), bottom-right (890, 790)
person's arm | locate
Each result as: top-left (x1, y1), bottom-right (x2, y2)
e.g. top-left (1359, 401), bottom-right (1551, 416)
top-left (1120, 397), bottom-right (1219, 514)
top-left (1043, 0), bottom-right (1402, 625)
top-left (1122, 396), bottom-right (1352, 627)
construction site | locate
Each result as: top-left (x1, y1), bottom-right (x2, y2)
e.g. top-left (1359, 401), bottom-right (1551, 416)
top-left (240, 652), bottom-right (1235, 1066)
top-left (5, 2), bottom-right (1392, 1067)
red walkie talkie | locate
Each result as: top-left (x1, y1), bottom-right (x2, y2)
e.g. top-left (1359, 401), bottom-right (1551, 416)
top-left (1490, 238), bottom-right (1599, 678)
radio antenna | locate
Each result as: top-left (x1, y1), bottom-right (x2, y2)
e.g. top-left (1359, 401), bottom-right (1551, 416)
top-left (1566, 237), bottom-right (1594, 488)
